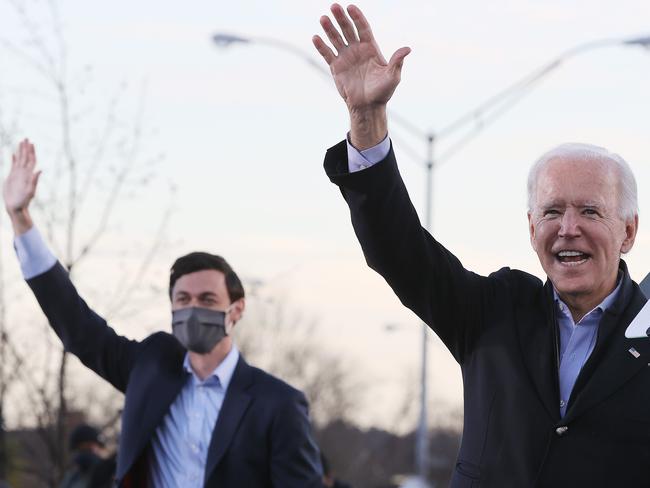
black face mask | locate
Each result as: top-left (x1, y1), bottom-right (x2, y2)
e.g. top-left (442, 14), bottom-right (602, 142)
top-left (171, 306), bottom-right (232, 354)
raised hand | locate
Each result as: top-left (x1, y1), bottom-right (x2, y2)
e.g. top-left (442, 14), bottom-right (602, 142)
top-left (313, 4), bottom-right (410, 148)
top-left (3, 139), bottom-right (41, 234)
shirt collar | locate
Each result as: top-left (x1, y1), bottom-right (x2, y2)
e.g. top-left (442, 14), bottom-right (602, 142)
top-left (182, 344), bottom-right (240, 389)
top-left (554, 272), bottom-right (623, 318)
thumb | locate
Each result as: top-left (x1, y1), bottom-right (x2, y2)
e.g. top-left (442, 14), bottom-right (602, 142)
top-left (388, 46), bottom-right (411, 76)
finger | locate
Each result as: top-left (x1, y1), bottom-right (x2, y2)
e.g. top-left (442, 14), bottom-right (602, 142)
top-left (331, 3), bottom-right (358, 44)
top-left (27, 141), bottom-right (36, 169)
top-left (31, 170), bottom-right (42, 191)
top-left (388, 46), bottom-right (411, 76)
top-left (20, 139), bottom-right (30, 167)
top-left (312, 35), bottom-right (336, 65)
top-left (11, 154), bottom-right (17, 168)
top-left (320, 14), bottom-right (346, 52)
top-left (17, 140), bottom-right (25, 166)
top-left (347, 4), bottom-right (374, 43)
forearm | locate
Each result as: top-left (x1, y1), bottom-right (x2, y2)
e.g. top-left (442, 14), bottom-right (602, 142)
top-left (27, 262), bottom-right (137, 391)
top-left (325, 141), bottom-right (483, 359)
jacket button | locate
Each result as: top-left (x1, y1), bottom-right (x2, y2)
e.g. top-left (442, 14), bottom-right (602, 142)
top-left (555, 426), bottom-right (568, 436)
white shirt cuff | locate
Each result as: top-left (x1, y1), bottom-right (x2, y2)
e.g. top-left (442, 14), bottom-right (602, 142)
top-left (346, 133), bottom-right (390, 173)
top-left (14, 227), bottom-right (57, 279)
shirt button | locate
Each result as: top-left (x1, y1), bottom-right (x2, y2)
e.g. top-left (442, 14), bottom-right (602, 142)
top-left (555, 426), bottom-right (568, 436)
top-left (559, 400), bottom-right (565, 408)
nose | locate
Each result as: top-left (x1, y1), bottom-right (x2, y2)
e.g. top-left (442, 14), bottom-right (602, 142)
top-left (558, 209), bottom-right (581, 238)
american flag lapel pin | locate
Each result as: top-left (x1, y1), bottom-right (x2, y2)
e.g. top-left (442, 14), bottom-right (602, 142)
top-left (628, 347), bottom-right (641, 359)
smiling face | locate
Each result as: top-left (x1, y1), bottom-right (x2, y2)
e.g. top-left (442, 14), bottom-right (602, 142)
top-left (528, 156), bottom-right (638, 317)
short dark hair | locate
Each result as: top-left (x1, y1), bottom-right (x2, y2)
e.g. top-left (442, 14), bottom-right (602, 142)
top-left (69, 424), bottom-right (103, 451)
top-left (169, 252), bottom-right (245, 303)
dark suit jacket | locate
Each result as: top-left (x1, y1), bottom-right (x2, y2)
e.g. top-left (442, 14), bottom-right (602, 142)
top-left (325, 140), bottom-right (650, 488)
top-left (27, 262), bottom-right (323, 487)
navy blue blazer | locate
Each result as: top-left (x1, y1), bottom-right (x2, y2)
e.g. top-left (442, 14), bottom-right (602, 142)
top-left (27, 262), bottom-right (323, 487)
top-left (325, 140), bottom-right (650, 488)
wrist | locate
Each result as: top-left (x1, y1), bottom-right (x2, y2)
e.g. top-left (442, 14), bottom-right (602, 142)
top-left (7, 208), bottom-right (33, 235)
top-left (349, 105), bottom-right (387, 150)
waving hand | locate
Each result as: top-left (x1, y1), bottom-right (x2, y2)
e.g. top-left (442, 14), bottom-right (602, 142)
top-left (3, 139), bottom-right (41, 234)
top-left (313, 4), bottom-right (410, 148)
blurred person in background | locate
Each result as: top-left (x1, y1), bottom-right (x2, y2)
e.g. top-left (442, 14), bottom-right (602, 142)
top-left (3, 139), bottom-right (322, 487)
top-left (314, 4), bottom-right (649, 487)
top-left (60, 424), bottom-right (115, 488)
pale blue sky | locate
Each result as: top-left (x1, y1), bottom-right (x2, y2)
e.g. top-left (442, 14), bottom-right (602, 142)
top-left (1, 0), bottom-right (649, 430)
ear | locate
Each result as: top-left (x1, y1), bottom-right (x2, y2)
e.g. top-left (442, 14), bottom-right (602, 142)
top-left (528, 212), bottom-right (538, 252)
top-left (228, 298), bottom-right (246, 326)
top-left (620, 214), bottom-right (639, 254)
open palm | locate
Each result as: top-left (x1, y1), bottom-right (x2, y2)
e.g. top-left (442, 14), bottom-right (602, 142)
top-left (3, 139), bottom-right (41, 213)
top-left (313, 4), bottom-right (410, 111)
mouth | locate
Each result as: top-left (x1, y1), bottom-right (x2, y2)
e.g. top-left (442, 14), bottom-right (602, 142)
top-left (555, 250), bottom-right (590, 266)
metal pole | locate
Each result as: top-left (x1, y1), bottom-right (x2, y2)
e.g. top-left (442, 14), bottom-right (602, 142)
top-left (416, 133), bottom-right (435, 483)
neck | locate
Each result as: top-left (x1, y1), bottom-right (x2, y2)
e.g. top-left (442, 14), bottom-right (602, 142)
top-left (563, 299), bottom-right (595, 324)
top-left (188, 338), bottom-right (233, 381)
top-left (559, 284), bottom-right (618, 324)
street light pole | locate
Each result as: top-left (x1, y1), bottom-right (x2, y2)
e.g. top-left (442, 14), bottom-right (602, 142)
top-left (212, 31), bottom-right (650, 485)
top-left (416, 131), bottom-right (435, 480)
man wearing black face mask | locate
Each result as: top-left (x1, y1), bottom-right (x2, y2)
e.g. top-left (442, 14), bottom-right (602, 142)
top-left (3, 139), bottom-right (323, 487)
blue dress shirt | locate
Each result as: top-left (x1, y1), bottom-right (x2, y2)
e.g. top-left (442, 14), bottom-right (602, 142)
top-left (148, 345), bottom-right (239, 487)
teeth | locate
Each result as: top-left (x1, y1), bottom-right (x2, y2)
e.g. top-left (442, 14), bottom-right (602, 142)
top-left (558, 251), bottom-right (584, 257)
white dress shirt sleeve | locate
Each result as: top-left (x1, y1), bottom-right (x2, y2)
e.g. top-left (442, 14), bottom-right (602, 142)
top-left (14, 226), bottom-right (57, 279)
top-left (346, 133), bottom-right (391, 173)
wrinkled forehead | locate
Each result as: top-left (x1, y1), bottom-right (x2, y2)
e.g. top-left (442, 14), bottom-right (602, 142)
top-left (535, 156), bottom-right (620, 204)
top-left (543, 154), bottom-right (618, 176)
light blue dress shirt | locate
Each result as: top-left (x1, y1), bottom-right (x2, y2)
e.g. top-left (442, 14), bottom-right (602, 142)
top-left (347, 135), bottom-right (624, 418)
top-left (148, 345), bottom-right (239, 487)
top-left (14, 226), bottom-right (240, 487)
top-left (556, 282), bottom-right (620, 417)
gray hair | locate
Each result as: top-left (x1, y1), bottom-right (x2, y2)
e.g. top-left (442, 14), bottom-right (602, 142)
top-left (527, 142), bottom-right (638, 221)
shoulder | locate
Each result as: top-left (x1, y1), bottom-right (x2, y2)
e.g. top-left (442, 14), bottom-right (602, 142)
top-left (239, 359), bottom-right (306, 405)
top-left (486, 266), bottom-right (545, 304)
top-left (141, 330), bottom-right (178, 348)
top-left (138, 331), bottom-right (185, 361)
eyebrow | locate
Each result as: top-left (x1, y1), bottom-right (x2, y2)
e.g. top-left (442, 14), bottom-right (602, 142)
top-left (198, 292), bottom-right (219, 299)
top-left (173, 291), bottom-right (220, 299)
top-left (538, 200), bottom-right (604, 210)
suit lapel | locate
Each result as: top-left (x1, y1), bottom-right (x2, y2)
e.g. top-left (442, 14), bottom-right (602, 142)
top-left (516, 282), bottom-right (560, 422)
top-left (119, 340), bottom-right (188, 479)
top-left (564, 276), bottom-right (649, 421)
top-left (204, 356), bottom-right (254, 482)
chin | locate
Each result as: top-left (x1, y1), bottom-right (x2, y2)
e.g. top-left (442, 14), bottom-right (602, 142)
top-left (550, 278), bottom-right (592, 298)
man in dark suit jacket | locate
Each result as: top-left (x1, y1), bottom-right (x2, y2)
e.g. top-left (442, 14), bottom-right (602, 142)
top-left (4, 140), bottom-right (323, 487)
top-left (313, 4), bottom-right (649, 487)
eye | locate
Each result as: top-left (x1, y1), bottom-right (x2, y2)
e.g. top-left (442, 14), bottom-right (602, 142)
top-left (583, 208), bottom-right (599, 216)
top-left (543, 209), bottom-right (560, 217)
top-left (201, 297), bottom-right (217, 306)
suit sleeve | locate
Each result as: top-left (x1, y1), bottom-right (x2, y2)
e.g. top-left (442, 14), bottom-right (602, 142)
top-left (27, 262), bottom-right (139, 392)
top-left (269, 390), bottom-right (323, 488)
top-left (324, 139), bottom-right (495, 362)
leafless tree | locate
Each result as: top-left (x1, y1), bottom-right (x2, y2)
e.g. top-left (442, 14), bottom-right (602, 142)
top-left (235, 291), bottom-right (364, 427)
top-left (0, 0), bottom-right (174, 484)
